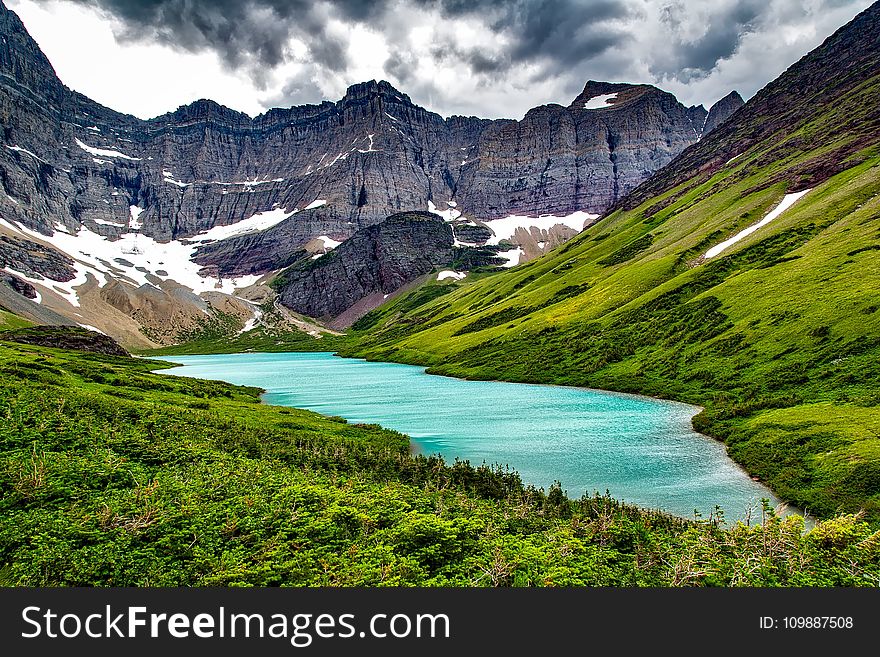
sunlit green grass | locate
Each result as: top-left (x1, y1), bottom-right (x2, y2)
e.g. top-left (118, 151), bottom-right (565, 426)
top-left (1, 338), bottom-right (878, 586)
top-left (341, 142), bottom-right (880, 521)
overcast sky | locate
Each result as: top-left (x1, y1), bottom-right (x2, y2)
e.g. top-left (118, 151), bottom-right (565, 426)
top-left (8, 0), bottom-right (875, 120)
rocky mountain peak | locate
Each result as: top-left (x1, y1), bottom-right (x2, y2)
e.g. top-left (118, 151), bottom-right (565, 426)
top-left (155, 98), bottom-right (253, 126)
top-left (702, 90), bottom-right (745, 135)
top-left (340, 79), bottom-right (412, 106)
top-left (0, 0), bottom-right (65, 106)
top-left (568, 80), bottom-right (636, 109)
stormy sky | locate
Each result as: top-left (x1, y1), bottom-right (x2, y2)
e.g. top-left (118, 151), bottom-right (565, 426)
top-left (8, 0), bottom-right (875, 120)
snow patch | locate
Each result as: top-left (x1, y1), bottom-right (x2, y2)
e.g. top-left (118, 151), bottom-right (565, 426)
top-left (237, 307), bottom-right (263, 335)
top-left (6, 145), bottom-right (47, 163)
top-left (357, 134), bottom-right (379, 153)
top-left (240, 177), bottom-right (284, 187)
top-left (304, 199), bottom-right (327, 210)
top-left (583, 93), bottom-right (618, 110)
top-left (704, 189), bottom-right (811, 260)
top-left (162, 170), bottom-right (191, 188)
top-left (428, 200), bottom-right (461, 222)
top-left (86, 126), bottom-right (100, 132)
top-left (75, 138), bottom-right (139, 161)
top-left (497, 247), bottom-right (524, 268)
top-left (78, 324), bottom-right (106, 335)
top-left (437, 270), bottom-right (466, 281)
top-left (191, 207), bottom-right (298, 242)
top-left (483, 210), bottom-right (598, 245)
top-left (128, 205), bottom-right (144, 230)
top-left (316, 235), bottom-right (342, 250)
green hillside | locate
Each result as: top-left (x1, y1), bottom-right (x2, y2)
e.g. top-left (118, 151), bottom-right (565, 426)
top-left (1, 336), bottom-right (879, 586)
top-left (341, 9), bottom-right (880, 521)
top-left (0, 309), bottom-right (31, 330)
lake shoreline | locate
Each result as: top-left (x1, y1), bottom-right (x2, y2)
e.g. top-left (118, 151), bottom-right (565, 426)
top-left (152, 351), bottom-right (804, 524)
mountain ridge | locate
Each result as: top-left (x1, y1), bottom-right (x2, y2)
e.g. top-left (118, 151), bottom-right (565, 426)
top-left (337, 1), bottom-right (880, 520)
top-left (0, 0), bottom-right (743, 345)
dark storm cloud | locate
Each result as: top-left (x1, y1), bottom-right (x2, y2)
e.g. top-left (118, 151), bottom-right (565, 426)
top-left (44, 0), bottom-right (876, 112)
top-left (652, 0), bottom-right (765, 81)
top-left (59, 0), bottom-right (631, 80)
top-left (51, 0), bottom-right (391, 81)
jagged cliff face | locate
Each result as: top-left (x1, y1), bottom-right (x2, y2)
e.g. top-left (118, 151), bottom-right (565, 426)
top-left (0, 0), bottom-right (741, 342)
top-left (277, 212), bottom-right (457, 322)
top-left (456, 81), bottom-right (705, 219)
top-left (0, 0), bottom-right (714, 250)
top-left (702, 91), bottom-right (745, 135)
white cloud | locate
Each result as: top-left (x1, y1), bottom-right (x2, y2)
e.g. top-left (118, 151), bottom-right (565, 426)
top-left (7, 0), bottom-right (875, 120)
top-left (8, 0), bottom-right (265, 118)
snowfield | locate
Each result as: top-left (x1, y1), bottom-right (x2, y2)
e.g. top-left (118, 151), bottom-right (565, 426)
top-left (497, 246), bottom-right (524, 268)
top-left (437, 270), bottom-right (466, 281)
top-left (190, 208), bottom-right (298, 242)
top-left (0, 216), bottom-right (262, 307)
top-left (128, 205), bottom-right (144, 230)
top-left (483, 210), bottom-right (598, 245)
top-left (704, 189), bottom-right (811, 259)
top-left (427, 200), bottom-right (462, 222)
top-left (583, 93), bottom-right (618, 110)
top-left (316, 235), bottom-right (342, 250)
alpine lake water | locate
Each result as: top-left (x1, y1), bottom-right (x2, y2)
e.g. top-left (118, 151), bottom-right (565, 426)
top-left (155, 351), bottom-right (789, 522)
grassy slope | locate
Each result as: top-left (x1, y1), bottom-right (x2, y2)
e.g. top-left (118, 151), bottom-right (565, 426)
top-left (0, 309), bottom-right (32, 330)
top-left (145, 326), bottom-right (347, 356)
top-left (1, 338), bottom-right (878, 586)
top-left (342, 107), bottom-right (880, 521)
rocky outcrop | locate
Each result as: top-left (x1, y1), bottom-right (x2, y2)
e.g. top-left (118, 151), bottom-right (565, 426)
top-left (276, 212), bottom-right (455, 319)
top-left (702, 91), bottom-right (745, 135)
top-left (0, 325), bottom-right (130, 356)
top-left (0, 234), bottom-right (76, 281)
top-left (0, 0), bottom-right (746, 340)
top-left (619, 2), bottom-right (880, 212)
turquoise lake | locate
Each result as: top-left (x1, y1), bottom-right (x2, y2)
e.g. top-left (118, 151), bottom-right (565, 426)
top-left (155, 351), bottom-right (784, 521)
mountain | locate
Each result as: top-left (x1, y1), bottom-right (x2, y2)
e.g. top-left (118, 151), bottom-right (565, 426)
top-left (340, 2), bottom-right (880, 520)
top-left (0, 0), bottom-right (740, 344)
top-left (702, 91), bottom-right (745, 135)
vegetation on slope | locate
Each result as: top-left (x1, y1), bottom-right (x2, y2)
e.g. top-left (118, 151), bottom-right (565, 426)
top-left (0, 308), bottom-right (31, 331)
top-left (340, 128), bottom-right (880, 523)
top-left (1, 337), bottom-right (878, 586)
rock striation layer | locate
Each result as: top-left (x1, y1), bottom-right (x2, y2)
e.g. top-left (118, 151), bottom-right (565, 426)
top-left (277, 211), bottom-right (456, 320)
top-left (0, 0), bottom-right (743, 338)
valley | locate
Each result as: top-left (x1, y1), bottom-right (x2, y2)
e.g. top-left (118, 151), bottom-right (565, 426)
top-left (0, 0), bottom-right (879, 588)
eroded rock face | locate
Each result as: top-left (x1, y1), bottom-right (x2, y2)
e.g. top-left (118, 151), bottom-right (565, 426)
top-left (0, 0), bottom-right (722, 269)
top-left (0, 325), bottom-right (130, 356)
top-left (0, 234), bottom-right (76, 281)
top-left (455, 82), bottom-right (705, 219)
top-left (702, 91), bottom-right (745, 135)
top-left (0, 0), bottom-right (746, 337)
top-left (277, 212), bottom-right (455, 319)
